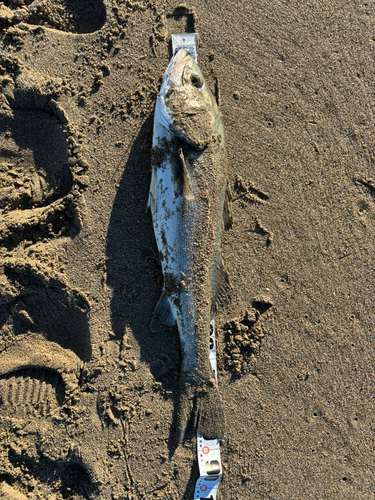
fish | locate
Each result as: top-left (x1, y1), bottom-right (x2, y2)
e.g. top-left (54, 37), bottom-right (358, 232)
top-left (148, 48), bottom-right (232, 443)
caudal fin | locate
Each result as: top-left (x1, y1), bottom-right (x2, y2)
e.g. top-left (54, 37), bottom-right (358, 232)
top-left (176, 378), bottom-right (225, 443)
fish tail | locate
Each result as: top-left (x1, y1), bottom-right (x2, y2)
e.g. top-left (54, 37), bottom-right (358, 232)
top-left (196, 383), bottom-right (225, 440)
top-left (176, 376), bottom-right (225, 443)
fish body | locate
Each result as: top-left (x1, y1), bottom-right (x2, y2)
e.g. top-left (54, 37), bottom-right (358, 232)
top-left (148, 49), bottom-right (232, 442)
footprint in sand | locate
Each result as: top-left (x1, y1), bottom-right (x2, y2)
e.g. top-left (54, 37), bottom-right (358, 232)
top-left (0, 367), bottom-right (65, 417)
top-left (0, 0), bottom-right (106, 33)
top-left (0, 85), bottom-right (82, 249)
top-left (0, 81), bottom-right (97, 495)
top-left (0, 105), bottom-right (73, 213)
top-left (0, 261), bottom-right (91, 411)
top-left (0, 262), bottom-right (96, 498)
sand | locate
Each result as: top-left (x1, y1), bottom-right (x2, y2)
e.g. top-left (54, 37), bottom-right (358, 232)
top-left (0, 1), bottom-right (374, 499)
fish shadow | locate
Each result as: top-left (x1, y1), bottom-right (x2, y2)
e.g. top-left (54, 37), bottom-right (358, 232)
top-left (105, 114), bottom-right (182, 453)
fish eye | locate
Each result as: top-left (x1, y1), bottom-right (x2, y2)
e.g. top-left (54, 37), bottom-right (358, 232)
top-left (191, 75), bottom-right (203, 88)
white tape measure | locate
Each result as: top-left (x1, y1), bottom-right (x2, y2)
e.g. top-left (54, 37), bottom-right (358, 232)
top-left (171, 33), bottom-right (199, 61)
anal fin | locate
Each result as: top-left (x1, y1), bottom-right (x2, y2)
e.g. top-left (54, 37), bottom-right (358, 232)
top-left (150, 290), bottom-right (176, 332)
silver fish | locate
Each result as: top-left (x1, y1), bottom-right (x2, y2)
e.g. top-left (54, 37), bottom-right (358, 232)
top-left (148, 49), bottom-right (232, 442)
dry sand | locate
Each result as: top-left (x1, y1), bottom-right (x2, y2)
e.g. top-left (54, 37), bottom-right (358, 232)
top-left (0, 1), bottom-right (375, 498)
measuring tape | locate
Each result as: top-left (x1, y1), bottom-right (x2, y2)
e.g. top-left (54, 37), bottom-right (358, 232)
top-left (171, 33), bottom-right (199, 61)
top-left (171, 34), bottom-right (223, 500)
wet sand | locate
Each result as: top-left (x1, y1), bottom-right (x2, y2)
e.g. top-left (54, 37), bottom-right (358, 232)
top-left (0, 1), bottom-right (375, 498)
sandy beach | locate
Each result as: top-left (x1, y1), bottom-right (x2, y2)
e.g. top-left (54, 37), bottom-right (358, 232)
top-left (0, 1), bottom-right (375, 498)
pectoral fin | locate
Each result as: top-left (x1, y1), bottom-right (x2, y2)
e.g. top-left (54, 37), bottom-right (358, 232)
top-left (150, 290), bottom-right (176, 332)
top-left (171, 146), bottom-right (194, 200)
top-left (179, 147), bottom-right (194, 201)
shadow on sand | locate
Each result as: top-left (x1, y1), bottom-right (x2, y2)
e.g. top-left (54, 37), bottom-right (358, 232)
top-left (105, 115), bottom-right (186, 447)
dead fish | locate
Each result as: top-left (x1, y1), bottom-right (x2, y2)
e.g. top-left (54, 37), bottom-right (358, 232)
top-left (148, 49), bottom-right (232, 442)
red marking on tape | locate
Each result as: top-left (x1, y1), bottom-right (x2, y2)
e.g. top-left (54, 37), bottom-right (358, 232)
top-left (202, 446), bottom-right (210, 454)
top-left (200, 485), bottom-right (208, 492)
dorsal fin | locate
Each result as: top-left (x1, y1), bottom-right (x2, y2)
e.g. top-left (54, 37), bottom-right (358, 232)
top-left (211, 256), bottom-right (231, 315)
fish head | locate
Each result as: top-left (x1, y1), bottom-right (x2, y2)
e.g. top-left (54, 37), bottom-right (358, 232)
top-left (158, 49), bottom-right (222, 149)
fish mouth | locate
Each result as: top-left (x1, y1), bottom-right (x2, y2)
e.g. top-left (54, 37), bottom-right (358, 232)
top-left (168, 49), bottom-right (193, 88)
top-left (173, 48), bottom-right (190, 64)
top-left (157, 48), bottom-right (195, 131)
